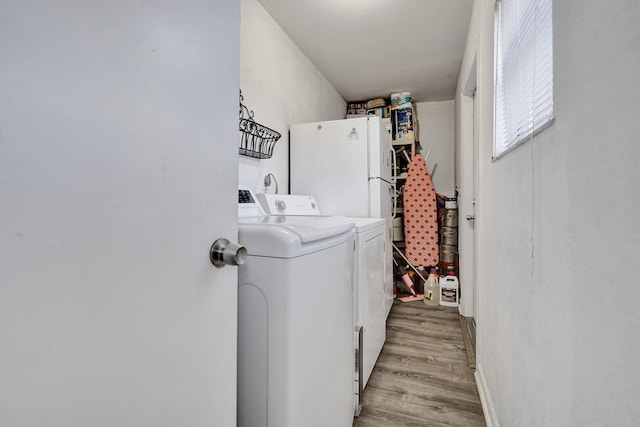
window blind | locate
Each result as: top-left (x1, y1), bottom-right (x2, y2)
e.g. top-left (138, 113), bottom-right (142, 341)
top-left (494, 0), bottom-right (553, 158)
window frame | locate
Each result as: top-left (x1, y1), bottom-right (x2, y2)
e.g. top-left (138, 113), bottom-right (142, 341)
top-left (493, 0), bottom-right (554, 160)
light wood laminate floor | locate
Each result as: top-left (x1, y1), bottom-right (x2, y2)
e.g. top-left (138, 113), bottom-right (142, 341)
top-left (353, 301), bottom-right (485, 427)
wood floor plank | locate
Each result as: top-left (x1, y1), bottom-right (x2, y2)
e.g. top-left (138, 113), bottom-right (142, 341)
top-left (354, 301), bottom-right (485, 427)
top-left (460, 316), bottom-right (477, 368)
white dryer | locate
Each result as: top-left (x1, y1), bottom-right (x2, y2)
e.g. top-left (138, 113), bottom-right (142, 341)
top-left (350, 219), bottom-right (386, 382)
top-left (257, 193), bottom-right (387, 415)
top-left (237, 187), bottom-right (355, 427)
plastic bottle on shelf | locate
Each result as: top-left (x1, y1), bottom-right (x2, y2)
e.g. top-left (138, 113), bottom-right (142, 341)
top-left (439, 270), bottom-right (460, 307)
top-left (423, 268), bottom-right (440, 306)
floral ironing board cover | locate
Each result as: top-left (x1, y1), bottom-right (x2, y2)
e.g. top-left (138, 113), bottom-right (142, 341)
top-left (403, 154), bottom-right (439, 267)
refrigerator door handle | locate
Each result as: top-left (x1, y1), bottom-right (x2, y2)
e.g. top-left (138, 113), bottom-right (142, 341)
top-left (390, 146), bottom-right (397, 184)
top-left (391, 183), bottom-right (397, 220)
top-left (390, 145), bottom-right (397, 219)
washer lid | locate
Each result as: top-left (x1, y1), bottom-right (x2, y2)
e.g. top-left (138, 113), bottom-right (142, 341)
top-left (238, 215), bottom-right (355, 258)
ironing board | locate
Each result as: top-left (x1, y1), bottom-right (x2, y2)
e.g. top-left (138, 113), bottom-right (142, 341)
top-left (403, 154), bottom-right (439, 267)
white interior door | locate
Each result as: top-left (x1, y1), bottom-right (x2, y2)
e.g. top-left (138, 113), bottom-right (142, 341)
top-left (459, 51), bottom-right (478, 321)
top-left (0, 2), bottom-right (240, 426)
top-left (471, 93), bottom-right (479, 321)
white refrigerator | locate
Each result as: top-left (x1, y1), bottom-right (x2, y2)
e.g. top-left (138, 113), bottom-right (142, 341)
top-left (290, 116), bottom-right (396, 315)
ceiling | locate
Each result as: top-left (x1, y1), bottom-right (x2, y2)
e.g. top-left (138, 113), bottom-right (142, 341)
top-left (257, 0), bottom-right (474, 103)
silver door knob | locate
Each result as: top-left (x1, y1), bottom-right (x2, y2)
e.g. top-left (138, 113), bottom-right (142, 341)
top-left (466, 215), bottom-right (475, 221)
top-left (210, 238), bottom-right (247, 267)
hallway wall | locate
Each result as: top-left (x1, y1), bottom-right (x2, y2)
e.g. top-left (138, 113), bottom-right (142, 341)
top-left (415, 100), bottom-right (456, 196)
top-left (239, 0), bottom-right (345, 194)
top-left (457, 0), bottom-right (640, 425)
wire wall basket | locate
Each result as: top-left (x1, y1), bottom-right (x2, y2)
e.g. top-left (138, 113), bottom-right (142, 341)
top-left (239, 90), bottom-right (281, 159)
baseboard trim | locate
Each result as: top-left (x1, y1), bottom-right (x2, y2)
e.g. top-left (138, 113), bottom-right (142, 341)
top-left (475, 363), bottom-right (499, 427)
top-left (459, 316), bottom-right (476, 368)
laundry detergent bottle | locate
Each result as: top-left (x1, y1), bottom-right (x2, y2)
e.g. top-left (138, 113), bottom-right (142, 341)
top-left (423, 268), bottom-right (440, 306)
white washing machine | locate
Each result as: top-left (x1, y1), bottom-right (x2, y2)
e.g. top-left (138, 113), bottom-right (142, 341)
top-left (237, 187), bottom-right (355, 427)
top-left (257, 193), bottom-right (387, 416)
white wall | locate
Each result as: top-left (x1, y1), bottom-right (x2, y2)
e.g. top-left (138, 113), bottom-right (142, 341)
top-left (415, 101), bottom-right (456, 196)
top-left (456, 0), bottom-right (640, 425)
top-left (239, 0), bottom-right (346, 194)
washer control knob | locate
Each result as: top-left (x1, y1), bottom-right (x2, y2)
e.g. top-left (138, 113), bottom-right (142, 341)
top-left (275, 199), bottom-right (287, 212)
